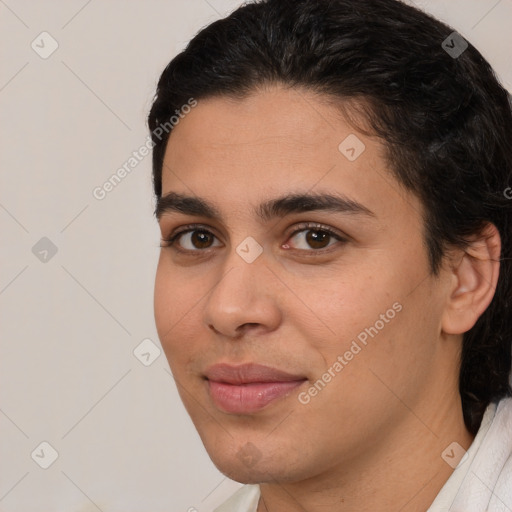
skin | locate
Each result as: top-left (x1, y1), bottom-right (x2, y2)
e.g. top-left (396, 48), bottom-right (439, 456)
top-left (153, 85), bottom-right (500, 511)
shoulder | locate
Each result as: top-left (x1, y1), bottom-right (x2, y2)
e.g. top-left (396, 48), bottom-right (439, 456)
top-left (429, 396), bottom-right (512, 511)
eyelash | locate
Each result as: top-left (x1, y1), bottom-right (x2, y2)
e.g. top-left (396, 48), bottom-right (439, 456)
top-left (159, 222), bottom-right (347, 255)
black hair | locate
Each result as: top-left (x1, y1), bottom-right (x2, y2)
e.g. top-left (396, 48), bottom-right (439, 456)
top-left (148, 0), bottom-right (512, 435)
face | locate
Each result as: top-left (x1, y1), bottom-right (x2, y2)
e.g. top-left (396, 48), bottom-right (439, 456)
top-left (154, 85), bottom-right (454, 484)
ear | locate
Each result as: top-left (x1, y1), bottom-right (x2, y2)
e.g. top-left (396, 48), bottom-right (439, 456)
top-left (442, 223), bottom-right (501, 335)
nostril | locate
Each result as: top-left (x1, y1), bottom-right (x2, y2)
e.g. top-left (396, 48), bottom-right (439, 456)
top-left (208, 324), bottom-right (220, 334)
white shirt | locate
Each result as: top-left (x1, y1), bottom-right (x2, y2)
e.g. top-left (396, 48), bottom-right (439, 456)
top-left (213, 397), bottom-right (512, 511)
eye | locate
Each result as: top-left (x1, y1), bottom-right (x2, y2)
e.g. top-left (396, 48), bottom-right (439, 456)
top-left (284, 223), bottom-right (346, 251)
top-left (160, 225), bottom-right (221, 252)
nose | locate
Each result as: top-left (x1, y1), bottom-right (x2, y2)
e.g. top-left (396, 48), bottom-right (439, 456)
top-left (202, 251), bottom-right (282, 339)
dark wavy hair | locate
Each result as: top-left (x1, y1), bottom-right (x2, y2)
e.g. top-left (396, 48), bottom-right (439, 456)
top-left (148, 0), bottom-right (512, 435)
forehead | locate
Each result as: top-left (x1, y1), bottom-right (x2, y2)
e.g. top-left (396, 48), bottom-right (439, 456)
top-left (161, 85), bottom-right (422, 225)
top-left (165, 86), bottom-right (362, 169)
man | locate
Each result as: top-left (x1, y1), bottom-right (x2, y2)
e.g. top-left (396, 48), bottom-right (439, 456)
top-left (148, 0), bottom-right (512, 510)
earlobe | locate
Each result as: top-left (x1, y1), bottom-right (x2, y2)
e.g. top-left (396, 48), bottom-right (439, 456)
top-left (442, 223), bottom-right (501, 335)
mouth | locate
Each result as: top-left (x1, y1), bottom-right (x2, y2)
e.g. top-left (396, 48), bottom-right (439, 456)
top-left (203, 363), bottom-right (308, 414)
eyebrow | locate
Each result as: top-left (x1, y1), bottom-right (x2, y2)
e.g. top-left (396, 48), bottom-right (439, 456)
top-left (154, 191), bottom-right (375, 223)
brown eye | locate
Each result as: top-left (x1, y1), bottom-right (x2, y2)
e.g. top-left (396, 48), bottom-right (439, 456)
top-left (160, 227), bottom-right (222, 251)
top-left (304, 229), bottom-right (331, 249)
top-left (286, 225), bottom-right (345, 251)
top-left (188, 230), bottom-right (215, 249)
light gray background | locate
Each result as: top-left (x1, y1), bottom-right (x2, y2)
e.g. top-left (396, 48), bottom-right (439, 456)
top-left (1, 1), bottom-right (511, 511)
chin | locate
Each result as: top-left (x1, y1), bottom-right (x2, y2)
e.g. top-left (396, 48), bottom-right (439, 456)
top-left (207, 446), bottom-right (306, 485)
top-left (214, 463), bottom-right (283, 485)
top-left (218, 468), bottom-right (267, 485)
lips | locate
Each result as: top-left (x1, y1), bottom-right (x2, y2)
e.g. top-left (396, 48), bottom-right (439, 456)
top-left (204, 363), bottom-right (307, 414)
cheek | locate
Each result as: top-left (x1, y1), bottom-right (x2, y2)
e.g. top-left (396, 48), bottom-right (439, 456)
top-left (153, 260), bottom-right (198, 360)
top-left (154, 253), bottom-right (205, 321)
top-left (291, 266), bottom-right (392, 346)
top-left (153, 262), bottom-right (175, 339)
top-left (297, 253), bottom-right (433, 376)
